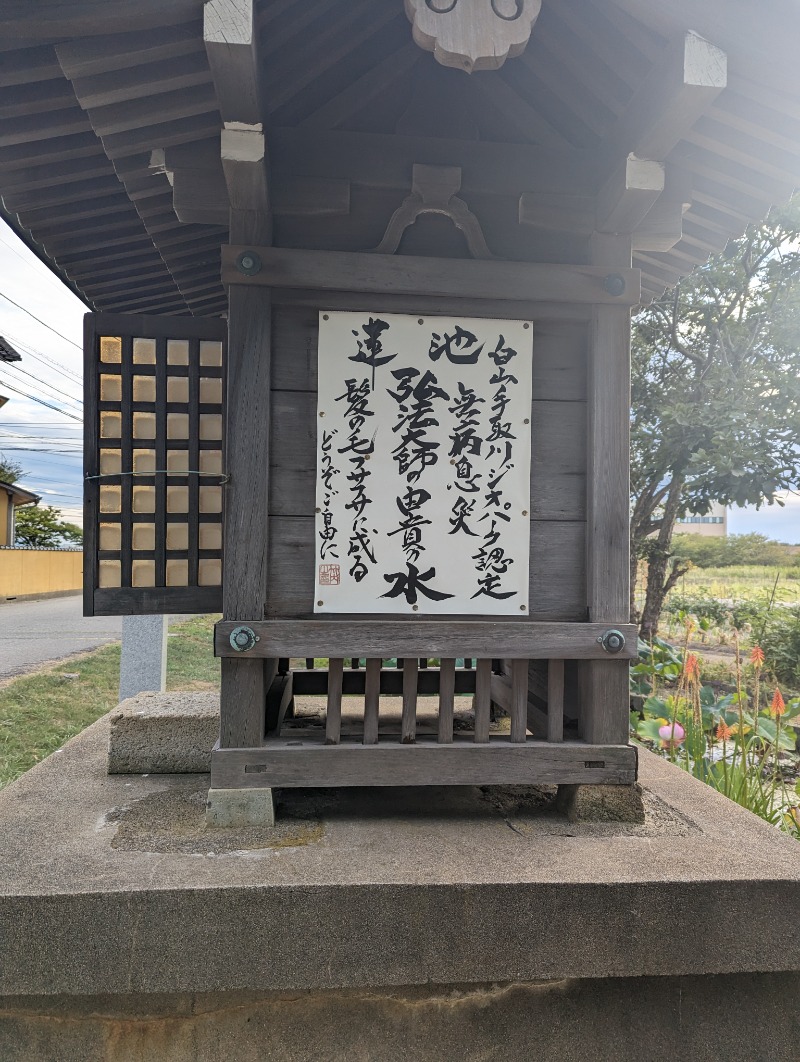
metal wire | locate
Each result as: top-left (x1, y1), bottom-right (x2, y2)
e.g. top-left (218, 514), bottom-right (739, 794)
top-left (84, 470), bottom-right (230, 483)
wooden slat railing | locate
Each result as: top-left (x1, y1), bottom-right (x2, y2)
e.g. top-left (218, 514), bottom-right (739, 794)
top-left (313, 656), bottom-right (571, 747)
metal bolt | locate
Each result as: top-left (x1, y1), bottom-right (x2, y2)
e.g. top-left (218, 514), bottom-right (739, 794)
top-left (229, 625), bottom-right (257, 653)
top-left (317, 599), bottom-right (324, 606)
top-left (417, 318), bottom-right (424, 324)
top-left (235, 251), bottom-right (262, 276)
top-left (598, 628), bottom-right (626, 654)
top-left (521, 510), bottom-right (528, 516)
top-left (520, 605), bottom-right (526, 611)
top-left (323, 314), bottom-right (329, 320)
top-left (603, 273), bottom-right (626, 297)
top-left (319, 411), bottom-right (325, 417)
top-left (412, 604), bottom-right (419, 611)
top-left (523, 322), bottom-right (530, 329)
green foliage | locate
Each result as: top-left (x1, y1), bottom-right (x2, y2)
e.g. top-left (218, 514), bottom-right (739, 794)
top-left (14, 505), bottom-right (82, 547)
top-left (631, 197), bottom-right (800, 634)
top-left (0, 454), bottom-right (24, 485)
top-left (672, 533), bottom-right (799, 568)
top-left (631, 638), bottom-right (800, 838)
top-left (759, 607), bottom-right (800, 689)
top-left (0, 616), bottom-right (219, 790)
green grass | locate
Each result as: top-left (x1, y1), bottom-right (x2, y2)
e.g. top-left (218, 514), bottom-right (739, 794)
top-left (677, 565), bottom-right (800, 603)
top-left (0, 615), bottom-right (219, 790)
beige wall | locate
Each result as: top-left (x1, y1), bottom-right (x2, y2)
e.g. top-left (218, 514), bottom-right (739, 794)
top-left (675, 503), bottom-right (728, 538)
top-left (0, 548), bottom-right (83, 598)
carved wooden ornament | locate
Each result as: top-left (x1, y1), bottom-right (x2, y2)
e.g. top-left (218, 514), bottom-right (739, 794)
top-left (405, 0), bottom-right (541, 73)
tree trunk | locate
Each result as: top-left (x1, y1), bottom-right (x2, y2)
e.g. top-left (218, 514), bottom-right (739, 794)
top-left (639, 476), bottom-right (684, 641)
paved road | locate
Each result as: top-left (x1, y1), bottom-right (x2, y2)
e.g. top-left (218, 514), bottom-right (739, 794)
top-left (0, 594), bottom-right (122, 680)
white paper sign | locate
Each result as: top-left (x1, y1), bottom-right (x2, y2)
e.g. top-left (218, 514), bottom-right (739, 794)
top-left (314, 311), bottom-right (533, 615)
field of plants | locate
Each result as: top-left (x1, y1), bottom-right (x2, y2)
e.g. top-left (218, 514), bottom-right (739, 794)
top-left (632, 561), bottom-right (800, 839)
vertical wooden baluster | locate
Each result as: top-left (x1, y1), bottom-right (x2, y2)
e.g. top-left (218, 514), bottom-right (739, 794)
top-left (401, 658), bottom-right (418, 743)
top-left (464, 657), bottom-right (474, 670)
top-left (474, 659), bottom-right (491, 743)
top-left (363, 657), bottom-right (381, 744)
top-left (419, 657), bottom-right (428, 669)
top-left (510, 658), bottom-right (528, 742)
top-left (548, 658), bottom-right (565, 743)
top-left (326, 657), bottom-right (343, 745)
top-left (351, 657), bottom-right (360, 670)
top-left (305, 657), bottom-right (314, 670)
top-left (438, 657), bottom-right (455, 744)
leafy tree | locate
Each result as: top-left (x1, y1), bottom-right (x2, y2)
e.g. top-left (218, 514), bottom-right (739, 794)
top-left (0, 454), bottom-right (23, 485)
top-left (672, 532), bottom-right (798, 569)
top-left (631, 198), bottom-right (800, 638)
top-left (14, 505), bottom-right (82, 548)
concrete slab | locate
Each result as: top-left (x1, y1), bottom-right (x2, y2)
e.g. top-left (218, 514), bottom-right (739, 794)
top-left (1, 714), bottom-right (799, 1000)
top-left (108, 691), bottom-right (220, 773)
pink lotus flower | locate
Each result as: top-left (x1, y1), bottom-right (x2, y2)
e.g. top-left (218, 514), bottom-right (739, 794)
top-left (658, 721), bottom-right (685, 745)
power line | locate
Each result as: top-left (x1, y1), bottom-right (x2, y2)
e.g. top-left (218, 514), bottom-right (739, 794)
top-left (0, 375), bottom-right (82, 422)
top-left (0, 290), bottom-right (82, 350)
top-left (5, 341), bottom-right (83, 386)
top-left (3, 329), bottom-right (83, 384)
top-left (4, 363), bottom-right (83, 411)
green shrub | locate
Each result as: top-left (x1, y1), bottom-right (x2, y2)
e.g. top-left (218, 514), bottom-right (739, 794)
top-left (672, 532), bottom-right (799, 568)
top-left (759, 606), bottom-right (800, 688)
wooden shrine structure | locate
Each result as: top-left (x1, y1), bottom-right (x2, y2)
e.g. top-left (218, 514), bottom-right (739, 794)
top-left (2, 0), bottom-right (800, 810)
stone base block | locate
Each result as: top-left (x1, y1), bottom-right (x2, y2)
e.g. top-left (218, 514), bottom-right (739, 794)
top-left (108, 691), bottom-right (219, 774)
top-left (1, 715), bottom-right (799, 1059)
top-left (2, 973), bottom-right (798, 1062)
top-left (206, 786), bottom-right (275, 828)
top-left (556, 782), bottom-right (646, 823)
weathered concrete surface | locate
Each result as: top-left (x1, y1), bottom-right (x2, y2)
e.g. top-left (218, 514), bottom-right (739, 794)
top-left (206, 786), bottom-right (275, 827)
top-left (108, 691), bottom-right (219, 773)
top-left (1, 974), bottom-right (798, 1062)
top-left (556, 780), bottom-right (646, 822)
top-left (1, 716), bottom-right (799, 1002)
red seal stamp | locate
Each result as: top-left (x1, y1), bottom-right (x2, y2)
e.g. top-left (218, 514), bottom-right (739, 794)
top-left (318, 563), bottom-right (340, 586)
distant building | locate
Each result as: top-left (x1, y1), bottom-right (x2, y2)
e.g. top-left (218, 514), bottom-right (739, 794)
top-left (0, 482), bottom-right (39, 546)
top-left (676, 503), bottom-right (728, 538)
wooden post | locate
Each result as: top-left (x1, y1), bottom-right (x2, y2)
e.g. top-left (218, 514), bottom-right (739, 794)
top-left (204, 0), bottom-right (273, 753)
top-left (219, 283), bottom-right (273, 748)
top-left (580, 233), bottom-right (632, 745)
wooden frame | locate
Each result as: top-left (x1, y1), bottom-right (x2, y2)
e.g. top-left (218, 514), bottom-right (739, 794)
top-left (211, 740), bottom-right (638, 789)
top-left (84, 311), bottom-right (226, 616)
top-left (215, 621), bottom-right (637, 660)
top-left (221, 246), bottom-right (641, 306)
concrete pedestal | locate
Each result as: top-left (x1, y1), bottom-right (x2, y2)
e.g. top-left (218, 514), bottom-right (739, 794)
top-left (1, 716), bottom-right (798, 1060)
top-left (118, 614), bottom-right (167, 702)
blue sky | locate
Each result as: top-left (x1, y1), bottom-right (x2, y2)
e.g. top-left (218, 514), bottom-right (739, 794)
top-left (0, 218), bottom-right (798, 542)
top-left (0, 221), bottom-right (86, 523)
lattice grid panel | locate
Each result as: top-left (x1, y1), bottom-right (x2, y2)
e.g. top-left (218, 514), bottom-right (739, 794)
top-left (85, 315), bottom-right (226, 614)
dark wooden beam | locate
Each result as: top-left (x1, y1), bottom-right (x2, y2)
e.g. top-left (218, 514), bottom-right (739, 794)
top-left (211, 741), bottom-right (638, 789)
top-left (204, 0), bottom-right (259, 125)
top-left (215, 621), bottom-right (638, 661)
top-left (610, 30), bottom-right (727, 162)
top-left (596, 155), bottom-right (664, 234)
top-left (0, 1), bottom-right (202, 36)
top-left (222, 246), bottom-right (642, 306)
